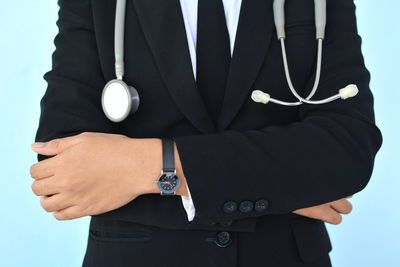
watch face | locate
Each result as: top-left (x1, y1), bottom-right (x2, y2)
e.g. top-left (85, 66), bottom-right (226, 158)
top-left (157, 173), bottom-right (180, 194)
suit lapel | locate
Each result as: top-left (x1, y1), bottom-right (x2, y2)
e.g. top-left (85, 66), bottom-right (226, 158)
top-left (131, 0), bottom-right (274, 133)
top-left (130, 0), bottom-right (216, 134)
top-left (217, 0), bottom-right (274, 131)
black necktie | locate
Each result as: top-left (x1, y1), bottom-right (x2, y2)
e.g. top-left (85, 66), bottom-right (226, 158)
top-left (196, 0), bottom-right (231, 125)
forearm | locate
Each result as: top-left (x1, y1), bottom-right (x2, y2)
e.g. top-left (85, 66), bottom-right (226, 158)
top-left (171, 0), bottom-right (383, 224)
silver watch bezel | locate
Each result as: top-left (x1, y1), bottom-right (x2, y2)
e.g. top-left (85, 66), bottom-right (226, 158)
top-left (157, 169), bottom-right (180, 195)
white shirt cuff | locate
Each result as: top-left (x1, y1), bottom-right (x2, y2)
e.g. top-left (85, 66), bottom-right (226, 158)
top-left (180, 182), bottom-right (196, 222)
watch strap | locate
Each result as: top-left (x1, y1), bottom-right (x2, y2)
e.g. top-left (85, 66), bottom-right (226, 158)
top-left (161, 137), bottom-right (175, 172)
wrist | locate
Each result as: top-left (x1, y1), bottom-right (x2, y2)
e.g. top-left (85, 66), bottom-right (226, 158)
top-left (133, 137), bottom-right (188, 197)
top-left (131, 137), bottom-right (162, 195)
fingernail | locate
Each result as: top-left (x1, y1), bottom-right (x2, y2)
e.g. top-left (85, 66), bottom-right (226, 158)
top-left (31, 142), bottom-right (45, 148)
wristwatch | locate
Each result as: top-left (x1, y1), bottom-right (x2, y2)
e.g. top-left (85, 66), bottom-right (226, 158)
top-left (155, 137), bottom-right (180, 195)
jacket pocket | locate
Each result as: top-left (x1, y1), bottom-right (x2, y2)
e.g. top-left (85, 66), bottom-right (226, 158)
top-left (88, 217), bottom-right (154, 243)
top-left (89, 229), bottom-right (153, 243)
top-left (290, 216), bottom-right (332, 263)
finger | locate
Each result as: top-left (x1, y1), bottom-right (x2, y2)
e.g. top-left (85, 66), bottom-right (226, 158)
top-left (31, 133), bottom-right (85, 155)
top-left (30, 158), bottom-right (57, 180)
top-left (330, 199), bottom-right (352, 214)
top-left (322, 207), bottom-right (343, 225)
top-left (31, 176), bottom-right (60, 196)
top-left (346, 195), bottom-right (353, 199)
top-left (53, 206), bottom-right (87, 221)
top-left (40, 194), bottom-right (74, 212)
top-left (293, 204), bottom-right (343, 225)
top-left (293, 204), bottom-right (330, 221)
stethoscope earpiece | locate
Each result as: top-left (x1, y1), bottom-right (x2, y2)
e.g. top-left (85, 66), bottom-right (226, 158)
top-left (101, 79), bottom-right (139, 123)
top-left (102, 0), bottom-right (358, 123)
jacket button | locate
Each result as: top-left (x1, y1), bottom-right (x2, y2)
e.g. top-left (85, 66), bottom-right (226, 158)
top-left (215, 231), bottom-right (232, 247)
top-left (219, 220), bottom-right (233, 227)
top-left (223, 201), bottom-right (238, 214)
top-left (239, 200), bottom-right (254, 213)
top-left (254, 199), bottom-right (269, 212)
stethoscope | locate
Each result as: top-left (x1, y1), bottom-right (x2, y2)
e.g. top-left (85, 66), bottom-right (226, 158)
top-left (101, 0), bottom-right (139, 122)
top-left (251, 0), bottom-right (358, 106)
top-left (101, 0), bottom-right (359, 122)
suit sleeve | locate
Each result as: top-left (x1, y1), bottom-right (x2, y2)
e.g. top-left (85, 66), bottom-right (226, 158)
top-left (35, 0), bottom-right (115, 161)
top-left (174, 0), bottom-right (383, 223)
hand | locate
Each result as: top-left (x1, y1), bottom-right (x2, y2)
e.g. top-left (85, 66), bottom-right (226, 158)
top-left (30, 132), bottom-right (162, 220)
top-left (292, 196), bottom-right (353, 224)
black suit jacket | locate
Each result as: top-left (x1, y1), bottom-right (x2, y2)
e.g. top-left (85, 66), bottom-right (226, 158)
top-left (35, 0), bottom-right (383, 265)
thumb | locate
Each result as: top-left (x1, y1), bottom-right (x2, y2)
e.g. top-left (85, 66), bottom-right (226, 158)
top-left (31, 135), bottom-right (82, 155)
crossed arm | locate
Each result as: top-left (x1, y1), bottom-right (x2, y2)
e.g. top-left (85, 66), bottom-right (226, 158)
top-left (30, 131), bottom-right (352, 225)
top-left (31, 0), bottom-right (380, 227)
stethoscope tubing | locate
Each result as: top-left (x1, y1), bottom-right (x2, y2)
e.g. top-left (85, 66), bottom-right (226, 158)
top-left (251, 0), bottom-right (358, 107)
top-left (102, 0), bottom-right (358, 123)
top-left (115, 0), bottom-right (126, 80)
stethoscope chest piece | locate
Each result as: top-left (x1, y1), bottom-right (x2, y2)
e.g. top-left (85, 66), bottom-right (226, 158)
top-left (101, 79), bottom-right (140, 122)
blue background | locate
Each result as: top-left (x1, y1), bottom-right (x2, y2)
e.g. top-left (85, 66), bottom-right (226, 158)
top-left (0, 1), bottom-right (398, 266)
